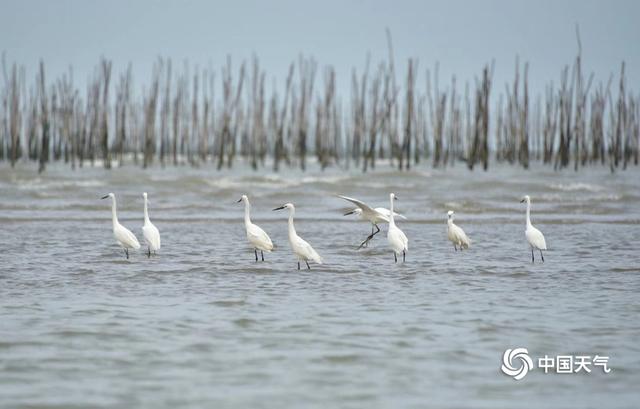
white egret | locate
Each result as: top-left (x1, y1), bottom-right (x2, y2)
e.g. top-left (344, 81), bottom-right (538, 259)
top-left (386, 193), bottom-right (408, 263)
top-left (237, 195), bottom-right (274, 261)
top-left (273, 203), bottom-right (323, 269)
top-left (521, 195), bottom-right (547, 263)
top-left (447, 210), bottom-right (471, 251)
top-left (101, 193), bottom-right (140, 259)
top-left (142, 192), bottom-right (161, 258)
top-left (339, 195), bottom-right (407, 248)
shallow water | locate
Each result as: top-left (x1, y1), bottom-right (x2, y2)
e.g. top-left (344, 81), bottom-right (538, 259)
top-left (1, 162), bottom-right (639, 409)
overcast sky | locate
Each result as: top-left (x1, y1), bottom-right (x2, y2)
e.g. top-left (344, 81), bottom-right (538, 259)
top-left (1, 0), bottom-right (638, 98)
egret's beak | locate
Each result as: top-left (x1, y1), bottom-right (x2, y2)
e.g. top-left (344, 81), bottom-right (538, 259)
top-left (101, 195), bottom-right (109, 200)
top-left (343, 210), bottom-right (355, 216)
top-left (394, 196), bottom-right (399, 201)
top-left (520, 199), bottom-right (525, 203)
top-left (273, 206), bottom-right (286, 211)
top-left (236, 198), bottom-right (242, 203)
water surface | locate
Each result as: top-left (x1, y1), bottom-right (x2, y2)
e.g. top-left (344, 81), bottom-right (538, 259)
top-left (1, 162), bottom-right (639, 409)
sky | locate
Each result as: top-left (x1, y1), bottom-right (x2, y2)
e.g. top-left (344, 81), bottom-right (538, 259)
top-left (1, 0), bottom-right (638, 99)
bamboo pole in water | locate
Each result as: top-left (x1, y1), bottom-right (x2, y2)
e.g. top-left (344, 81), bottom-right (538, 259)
top-left (100, 59), bottom-right (112, 169)
top-left (38, 61), bottom-right (50, 173)
top-left (401, 58), bottom-right (415, 170)
top-left (0, 44), bottom-right (638, 173)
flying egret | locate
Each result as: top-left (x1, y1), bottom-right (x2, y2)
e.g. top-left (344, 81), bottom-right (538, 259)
top-left (386, 193), bottom-right (408, 263)
top-left (101, 193), bottom-right (141, 259)
top-left (521, 195), bottom-right (547, 263)
top-left (142, 192), bottom-right (161, 258)
top-left (339, 195), bottom-right (407, 248)
top-left (237, 195), bottom-right (274, 261)
top-left (273, 203), bottom-right (323, 269)
top-left (447, 210), bottom-right (471, 251)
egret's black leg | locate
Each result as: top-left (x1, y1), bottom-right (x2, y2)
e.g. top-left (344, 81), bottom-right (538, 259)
top-left (261, 251), bottom-right (264, 261)
top-left (255, 249), bottom-right (258, 262)
top-left (394, 253), bottom-right (397, 263)
top-left (540, 250), bottom-right (544, 263)
top-left (358, 235), bottom-right (370, 249)
top-left (306, 261), bottom-right (310, 270)
top-left (359, 231), bottom-right (374, 249)
top-left (148, 247), bottom-right (151, 258)
top-left (403, 250), bottom-right (406, 262)
top-left (298, 261), bottom-right (300, 270)
top-left (454, 244), bottom-right (457, 252)
top-left (358, 225), bottom-right (381, 249)
top-left (531, 249), bottom-right (535, 263)
top-left (125, 248), bottom-right (129, 259)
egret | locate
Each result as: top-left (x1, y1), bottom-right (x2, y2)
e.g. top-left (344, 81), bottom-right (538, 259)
top-left (521, 195), bottom-right (547, 263)
top-left (273, 203), bottom-right (323, 269)
top-left (339, 195), bottom-right (407, 248)
top-left (142, 192), bottom-right (161, 258)
top-left (447, 210), bottom-right (471, 251)
top-left (101, 193), bottom-right (140, 259)
top-left (386, 193), bottom-right (408, 263)
top-left (237, 195), bottom-right (274, 261)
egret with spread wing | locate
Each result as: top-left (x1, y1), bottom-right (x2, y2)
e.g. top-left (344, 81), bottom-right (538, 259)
top-left (339, 195), bottom-right (406, 248)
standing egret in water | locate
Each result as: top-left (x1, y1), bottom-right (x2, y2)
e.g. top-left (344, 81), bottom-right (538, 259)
top-left (237, 195), bottom-right (274, 261)
top-left (142, 192), bottom-right (161, 258)
top-left (386, 193), bottom-right (408, 263)
top-left (339, 195), bottom-right (407, 248)
top-left (447, 210), bottom-right (471, 251)
top-left (521, 195), bottom-right (547, 263)
top-left (273, 203), bottom-right (323, 269)
top-left (101, 193), bottom-right (140, 259)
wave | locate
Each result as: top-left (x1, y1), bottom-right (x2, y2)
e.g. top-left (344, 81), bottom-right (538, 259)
top-left (549, 182), bottom-right (603, 192)
top-left (12, 178), bottom-right (105, 191)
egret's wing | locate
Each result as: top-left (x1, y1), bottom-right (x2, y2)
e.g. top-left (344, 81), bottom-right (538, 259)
top-left (116, 225), bottom-right (141, 249)
top-left (247, 223), bottom-right (274, 251)
top-left (453, 224), bottom-right (471, 248)
top-left (370, 207), bottom-right (391, 223)
top-left (374, 207), bottom-right (407, 221)
top-left (527, 226), bottom-right (547, 250)
top-left (296, 237), bottom-right (323, 264)
top-left (338, 195), bottom-right (376, 215)
top-left (400, 229), bottom-right (409, 249)
top-left (142, 223), bottom-right (161, 249)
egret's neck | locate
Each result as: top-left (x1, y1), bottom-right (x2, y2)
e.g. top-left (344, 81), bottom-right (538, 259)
top-left (389, 197), bottom-right (396, 226)
top-left (143, 197), bottom-right (150, 223)
top-left (111, 198), bottom-right (118, 227)
top-left (287, 208), bottom-right (297, 238)
top-left (526, 201), bottom-right (532, 227)
top-left (447, 218), bottom-right (453, 227)
top-left (243, 201), bottom-right (251, 227)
